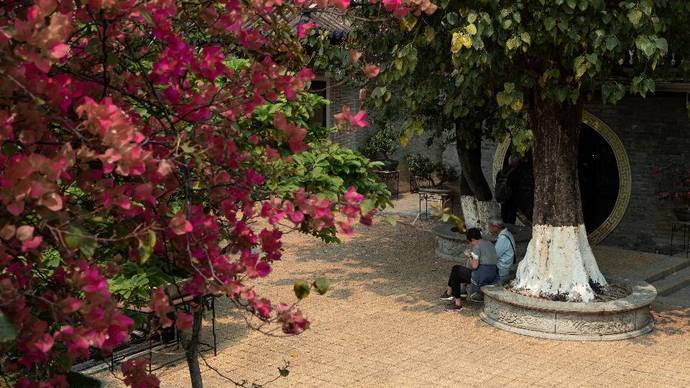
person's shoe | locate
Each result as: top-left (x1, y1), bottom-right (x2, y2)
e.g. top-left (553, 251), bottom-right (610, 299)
top-left (439, 291), bottom-right (453, 301)
top-left (459, 292), bottom-right (468, 299)
top-left (469, 292), bottom-right (484, 303)
top-left (444, 303), bottom-right (464, 312)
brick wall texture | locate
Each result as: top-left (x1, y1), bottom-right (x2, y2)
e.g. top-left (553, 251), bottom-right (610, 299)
top-left (586, 93), bottom-right (690, 252)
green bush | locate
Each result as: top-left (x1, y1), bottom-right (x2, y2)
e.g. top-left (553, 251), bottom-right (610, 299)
top-left (405, 154), bottom-right (435, 179)
top-left (406, 154), bottom-right (459, 187)
top-left (361, 125), bottom-right (399, 161)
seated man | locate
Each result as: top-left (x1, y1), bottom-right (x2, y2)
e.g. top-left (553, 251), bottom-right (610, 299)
top-left (489, 219), bottom-right (516, 285)
top-left (440, 228), bottom-right (498, 311)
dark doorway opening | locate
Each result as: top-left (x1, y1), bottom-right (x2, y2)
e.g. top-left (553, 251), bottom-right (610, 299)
top-left (501, 124), bottom-right (620, 234)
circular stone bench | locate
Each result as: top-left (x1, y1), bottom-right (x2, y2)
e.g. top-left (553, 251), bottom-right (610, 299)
top-left (480, 279), bottom-right (656, 341)
top-left (431, 223), bottom-right (467, 262)
top-left (432, 223), bottom-right (532, 262)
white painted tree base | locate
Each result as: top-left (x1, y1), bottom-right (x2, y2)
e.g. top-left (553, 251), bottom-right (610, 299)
top-left (460, 195), bottom-right (480, 230)
top-left (460, 196), bottom-right (498, 232)
top-left (476, 200), bottom-right (499, 232)
top-left (513, 224), bottom-right (607, 303)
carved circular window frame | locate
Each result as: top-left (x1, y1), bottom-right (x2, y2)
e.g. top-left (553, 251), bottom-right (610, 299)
top-left (492, 111), bottom-right (631, 245)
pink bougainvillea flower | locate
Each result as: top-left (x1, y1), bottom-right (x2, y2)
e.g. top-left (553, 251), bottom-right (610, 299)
top-left (363, 64), bottom-right (380, 78)
top-left (296, 22), bottom-right (315, 39)
top-left (21, 236), bottom-right (43, 252)
top-left (334, 105), bottom-right (353, 127)
top-left (344, 186), bottom-right (364, 205)
top-left (382, 0), bottom-right (401, 11)
top-left (352, 110), bottom-right (368, 127)
top-left (175, 312), bottom-right (194, 330)
top-left (331, 0), bottom-right (350, 10)
top-left (334, 105), bottom-right (368, 128)
top-left (15, 225), bottom-right (34, 241)
top-left (151, 288), bottom-right (174, 328)
top-left (170, 211), bottom-right (193, 235)
top-left (255, 261), bottom-right (272, 277)
top-left (350, 50), bottom-right (362, 64)
top-left (252, 298), bottom-right (272, 318)
top-left (34, 333), bottom-right (55, 354)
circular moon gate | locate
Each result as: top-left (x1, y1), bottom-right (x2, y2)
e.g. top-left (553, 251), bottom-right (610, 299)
top-left (493, 111), bottom-right (631, 245)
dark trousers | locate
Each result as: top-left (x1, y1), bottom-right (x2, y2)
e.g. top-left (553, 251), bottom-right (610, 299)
top-left (447, 265), bottom-right (472, 298)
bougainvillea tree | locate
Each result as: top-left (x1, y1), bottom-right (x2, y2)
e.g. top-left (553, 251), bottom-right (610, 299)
top-left (0, 0), bottom-right (418, 386)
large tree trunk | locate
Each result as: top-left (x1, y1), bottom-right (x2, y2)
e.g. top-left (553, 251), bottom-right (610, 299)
top-left (184, 306), bottom-right (204, 388)
top-left (513, 99), bottom-right (606, 302)
top-left (455, 121), bottom-right (496, 231)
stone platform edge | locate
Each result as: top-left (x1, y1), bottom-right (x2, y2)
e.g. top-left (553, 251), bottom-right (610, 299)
top-left (480, 278), bottom-right (657, 341)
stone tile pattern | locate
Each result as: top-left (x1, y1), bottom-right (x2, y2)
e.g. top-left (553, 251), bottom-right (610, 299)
top-left (98, 222), bottom-right (690, 388)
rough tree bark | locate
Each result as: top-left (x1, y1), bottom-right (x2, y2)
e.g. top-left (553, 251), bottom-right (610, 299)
top-left (184, 304), bottom-right (204, 388)
top-left (455, 121), bottom-right (495, 231)
top-left (513, 98), bottom-right (606, 302)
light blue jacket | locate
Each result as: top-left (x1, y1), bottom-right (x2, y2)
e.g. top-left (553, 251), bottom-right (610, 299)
top-left (495, 229), bottom-right (516, 277)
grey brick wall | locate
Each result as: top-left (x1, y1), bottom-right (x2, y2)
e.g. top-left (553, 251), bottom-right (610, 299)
top-left (329, 84), bottom-right (377, 151)
top-left (585, 94), bottom-right (690, 252)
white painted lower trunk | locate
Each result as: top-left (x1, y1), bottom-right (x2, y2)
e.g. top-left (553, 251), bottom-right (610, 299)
top-left (476, 200), bottom-right (499, 232)
top-left (460, 195), bottom-right (480, 230)
top-left (513, 224), bottom-right (607, 303)
top-left (460, 196), bottom-right (498, 232)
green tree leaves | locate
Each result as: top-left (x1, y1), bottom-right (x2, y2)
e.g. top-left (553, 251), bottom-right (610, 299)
top-left (65, 226), bottom-right (97, 258)
top-left (293, 277), bottom-right (331, 299)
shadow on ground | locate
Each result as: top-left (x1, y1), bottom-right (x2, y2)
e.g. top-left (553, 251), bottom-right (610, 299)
top-left (281, 218), bottom-right (482, 314)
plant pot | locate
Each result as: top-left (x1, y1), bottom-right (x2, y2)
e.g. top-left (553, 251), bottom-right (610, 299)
top-left (673, 207), bottom-right (690, 222)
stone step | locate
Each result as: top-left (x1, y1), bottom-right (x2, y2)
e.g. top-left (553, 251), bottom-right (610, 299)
top-left (651, 266), bottom-right (690, 296)
top-left (646, 258), bottom-right (690, 283)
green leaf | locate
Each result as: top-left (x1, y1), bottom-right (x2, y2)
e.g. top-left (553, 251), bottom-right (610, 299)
top-left (520, 32), bottom-right (531, 45)
top-left (313, 278), bottom-right (331, 295)
top-left (0, 312), bottom-right (16, 343)
top-left (360, 198), bottom-right (376, 215)
top-left (451, 32), bottom-right (472, 53)
top-left (574, 56), bottom-right (588, 80)
top-left (628, 9), bottom-right (643, 27)
top-left (655, 37), bottom-right (668, 53)
top-left (65, 226), bottom-right (97, 258)
top-left (293, 280), bottom-right (310, 300)
top-left (445, 12), bottom-right (459, 26)
top-left (506, 36), bottom-right (520, 50)
top-left (467, 12), bottom-right (477, 24)
top-left (465, 23), bottom-right (477, 36)
top-left (605, 36), bottom-right (619, 51)
top-left (138, 230), bottom-right (157, 263)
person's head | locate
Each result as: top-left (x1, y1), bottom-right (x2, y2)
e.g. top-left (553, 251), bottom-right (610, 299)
top-left (488, 218), bottom-right (505, 236)
top-left (508, 154), bottom-right (520, 168)
top-left (466, 228), bottom-right (482, 246)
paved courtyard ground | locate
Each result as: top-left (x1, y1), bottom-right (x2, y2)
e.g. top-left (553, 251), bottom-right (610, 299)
top-left (98, 196), bottom-right (690, 387)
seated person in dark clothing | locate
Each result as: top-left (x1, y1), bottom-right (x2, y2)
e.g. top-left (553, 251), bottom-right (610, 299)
top-left (496, 154), bottom-right (535, 225)
top-left (440, 228), bottom-right (498, 312)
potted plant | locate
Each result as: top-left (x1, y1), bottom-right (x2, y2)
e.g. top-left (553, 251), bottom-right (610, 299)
top-left (361, 126), bottom-right (399, 171)
top-left (406, 154), bottom-right (459, 192)
top-left (654, 160), bottom-right (690, 221)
